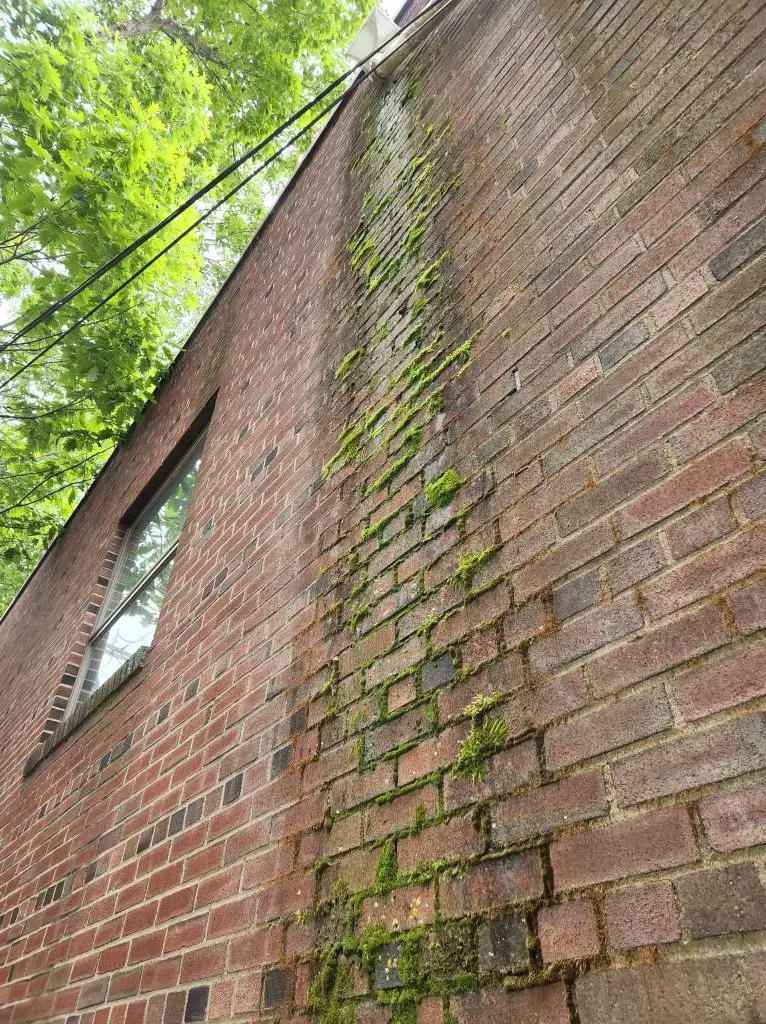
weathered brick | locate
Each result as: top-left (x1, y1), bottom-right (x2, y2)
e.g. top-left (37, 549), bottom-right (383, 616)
top-left (576, 957), bottom-right (762, 1024)
top-left (551, 807), bottom-right (698, 891)
top-left (587, 601), bottom-right (729, 698)
top-left (709, 217), bottom-right (766, 279)
top-left (699, 781), bottom-right (766, 852)
top-left (604, 882), bottom-right (680, 950)
top-left (397, 816), bottom-right (482, 873)
top-left (612, 713), bottom-right (766, 805)
top-left (444, 740), bottom-right (540, 811)
top-left (440, 851), bottom-right (543, 919)
top-left (359, 883), bottom-right (435, 932)
top-left (493, 770), bottom-right (607, 845)
top-left (538, 900), bottom-right (600, 963)
top-left (364, 784), bottom-right (438, 842)
top-left (476, 914), bottom-right (528, 973)
top-left (545, 683), bottom-right (673, 770)
top-left (364, 704), bottom-right (431, 761)
top-left (450, 983), bottom-right (569, 1024)
top-left (529, 592), bottom-right (643, 677)
top-left (616, 440), bottom-right (751, 538)
top-left (366, 635), bottom-right (425, 689)
top-left (676, 864), bottom-right (766, 939)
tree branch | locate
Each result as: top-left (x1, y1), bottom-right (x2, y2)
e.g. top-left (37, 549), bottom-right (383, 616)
top-left (111, 1), bottom-right (228, 67)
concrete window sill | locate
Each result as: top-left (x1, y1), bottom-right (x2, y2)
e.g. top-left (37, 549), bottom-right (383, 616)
top-left (23, 646), bottom-right (149, 778)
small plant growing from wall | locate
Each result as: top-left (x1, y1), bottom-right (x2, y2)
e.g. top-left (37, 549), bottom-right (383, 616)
top-left (452, 692), bottom-right (509, 781)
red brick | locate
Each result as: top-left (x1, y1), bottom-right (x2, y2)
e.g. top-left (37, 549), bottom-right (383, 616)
top-left (443, 740), bottom-right (540, 811)
top-left (604, 882), bottom-right (680, 950)
top-left (494, 770), bottom-right (608, 845)
top-left (397, 816), bottom-right (482, 874)
top-left (663, 496), bottom-right (736, 559)
top-left (612, 713), bottom-right (766, 806)
top-left (729, 576), bottom-right (766, 634)
top-left (550, 807), bottom-right (698, 891)
top-left (673, 379), bottom-right (766, 461)
top-left (450, 983), bottom-right (569, 1024)
top-left (616, 440), bottom-right (751, 538)
top-left (671, 644), bottom-right (766, 720)
top-left (587, 601), bottom-right (729, 698)
top-left (676, 863), bottom-right (766, 938)
top-left (529, 592), bottom-right (643, 677)
top-left (513, 520), bottom-right (614, 603)
top-left (538, 900), bottom-right (600, 963)
top-left (545, 683), bottom-right (672, 769)
top-left (359, 883), bottom-right (435, 932)
top-left (397, 723), bottom-right (469, 786)
top-left (557, 447), bottom-right (668, 536)
top-left (699, 781), bottom-right (766, 852)
top-left (179, 941), bottom-right (227, 982)
top-left (440, 851), bottom-right (543, 918)
top-left (644, 522), bottom-right (766, 618)
top-left (576, 956), bottom-right (760, 1023)
top-left (594, 381), bottom-right (716, 476)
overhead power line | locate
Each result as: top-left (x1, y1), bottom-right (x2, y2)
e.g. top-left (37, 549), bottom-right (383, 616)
top-left (5, 0), bottom-right (457, 348)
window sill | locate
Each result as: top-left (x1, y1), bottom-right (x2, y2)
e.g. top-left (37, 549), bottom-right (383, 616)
top-left (23, 647), bottom-right (149, 778)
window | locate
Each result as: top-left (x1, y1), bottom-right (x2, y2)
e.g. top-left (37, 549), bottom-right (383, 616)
top-left (67, 433), bottom-right (206, 716)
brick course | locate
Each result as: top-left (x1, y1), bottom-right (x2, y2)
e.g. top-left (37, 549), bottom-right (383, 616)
top-left (1, 0), bottom-right (764, 1020)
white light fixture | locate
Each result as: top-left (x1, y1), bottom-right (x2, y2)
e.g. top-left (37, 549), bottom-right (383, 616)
top-left (348, 1), bottom-right (451, 80)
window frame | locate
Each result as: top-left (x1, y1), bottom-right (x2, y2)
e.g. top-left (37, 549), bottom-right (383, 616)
top-left (65, 430), bottom-right (207, 717)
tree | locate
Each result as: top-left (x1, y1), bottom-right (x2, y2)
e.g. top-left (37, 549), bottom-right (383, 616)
top-left (0, 0), bottom-right (371, 610)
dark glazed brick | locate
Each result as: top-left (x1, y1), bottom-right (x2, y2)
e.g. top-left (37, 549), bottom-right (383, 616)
top-left (157, 702), bottom-right (171, 724)
top-left (477, 913), bottom-right (528, 973)
top-left (164, 990), bottom-right (186, 1024)
top-left (676, 864), bottom-right (766, 939)
top-left (184, 986), bottom-right (209, 1022)
top-left (709, 218), bottom-right (766, 280)
top-left (184, 679), bottom-right (199, 702)
top-left (185, 798), bottom-right (204, 827)
top-left (374, 941), bottom-right (403, 989)
top-left (154, 816), bottom-right (170, 843)
top-left (223, 773), bottom-right (243, 805)
top-left (421, 652), bottom-right (454, 692)
top-left (271, 746), bottom-right (291, 778)
top-left (289, 706), bottom-right (307, 735)
top-left (137, 828), bottom-right (153, 854)
top-left (111, 733), bottom-right (132, 760)
top-left (263, 967), bottom-right (293, 1008)
top-left (169, 808), bottom-right (186, 836)
top-left (98, 752), bottom-right (111, 772)
top-left (711, 332), bottom-right (766, 393)
top-left (552, 572), bottom-right (599, 620)
top-left (599, 323), bottom-right (647, 370)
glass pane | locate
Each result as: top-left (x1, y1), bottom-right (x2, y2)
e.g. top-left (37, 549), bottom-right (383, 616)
top-left (76, 560), bottom-right (173, 706)
top-left (103, 442), bottom-right (204, 617)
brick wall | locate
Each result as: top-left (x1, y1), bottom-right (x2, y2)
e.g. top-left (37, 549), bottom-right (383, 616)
top-left (1, 0), bottom-right (765, 1021)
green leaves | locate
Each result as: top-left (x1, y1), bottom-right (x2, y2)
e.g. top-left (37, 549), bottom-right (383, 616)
top-left (0, 0), bottom-right (373, 610)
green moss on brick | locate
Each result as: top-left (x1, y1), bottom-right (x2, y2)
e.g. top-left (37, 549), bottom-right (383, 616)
top-left (452, 716), bottom-right (509, 782)
top-left (451, 547), bottom-right (497, 590)
top-left (425, 469), bottom-right (462, 509)
top-left (336, 347), bottom-right (366, 382)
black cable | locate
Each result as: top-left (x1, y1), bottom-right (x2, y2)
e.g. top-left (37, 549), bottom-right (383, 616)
top-left (0, 89), bottom-right (345, 391)
top-left (6, 0), bottom-right (455, 344)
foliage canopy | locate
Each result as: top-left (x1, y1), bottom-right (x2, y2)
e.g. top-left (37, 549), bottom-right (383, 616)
top-left (0, 0), bottom-right (372, 609)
